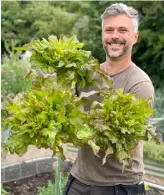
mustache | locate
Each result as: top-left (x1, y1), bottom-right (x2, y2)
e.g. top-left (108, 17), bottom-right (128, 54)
top-left (107, 40), bottom-right (126, 44)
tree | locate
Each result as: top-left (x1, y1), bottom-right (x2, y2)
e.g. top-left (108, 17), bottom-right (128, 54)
top-left (1, 1), bottom-right (81, 53)
top-left (129, 2), bottom-right (164, 88)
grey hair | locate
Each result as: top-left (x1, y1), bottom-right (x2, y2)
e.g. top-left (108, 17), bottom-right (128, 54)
top-left (101, 3), bottom-right (139, 32)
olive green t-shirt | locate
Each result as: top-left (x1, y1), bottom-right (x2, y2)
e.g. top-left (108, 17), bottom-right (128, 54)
top-left (70, 63), bottom-right (154, 186)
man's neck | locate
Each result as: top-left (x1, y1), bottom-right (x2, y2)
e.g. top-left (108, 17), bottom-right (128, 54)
top-left (104, 54), bottom-right (132, 76)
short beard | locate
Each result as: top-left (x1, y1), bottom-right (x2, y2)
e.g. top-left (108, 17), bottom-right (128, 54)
top-left (104, 45), bottom-right (132, 59)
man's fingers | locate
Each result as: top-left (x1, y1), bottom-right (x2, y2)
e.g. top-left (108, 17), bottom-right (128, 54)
top-left (130, 140), bottom-right (140, 154)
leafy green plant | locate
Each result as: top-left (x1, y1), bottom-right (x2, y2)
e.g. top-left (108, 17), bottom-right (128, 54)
top-left (87, 89), bottom-right (159, 169)
top-left (60, 174), bottom-right (69, 194)
top-left (38, 175), bottom-right (68, 195)
top-left (16, 35), bottom-right (101, 89)
top-left (144, 141), bottom-right (164, 162)
top-left (144, 183), bottom-right (151, 191)
top-left (2, 76), bottom-right (93, 158)
top-left (1, 185), bottom-right (9, 195)
top-left (37, 159), bottom-right (68, 195)
top-left (3, 36), bottom-right (159, 172)
top-left (38, 180), bottom-right (56, 195)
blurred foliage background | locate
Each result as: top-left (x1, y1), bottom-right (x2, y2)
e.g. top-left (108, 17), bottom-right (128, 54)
top-left (1, 1), bottom-right (164, 117)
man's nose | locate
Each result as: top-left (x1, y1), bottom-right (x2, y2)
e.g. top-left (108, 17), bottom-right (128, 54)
top-left (111, 30), bottom-right (119, 39)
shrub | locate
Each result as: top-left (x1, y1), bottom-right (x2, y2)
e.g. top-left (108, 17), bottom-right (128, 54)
top-left (154, 87), bottom-right (164, 117)
top-left (144, 141), bottom-right (164, 162)
top-left (1, 51), bottom-right (33, 96)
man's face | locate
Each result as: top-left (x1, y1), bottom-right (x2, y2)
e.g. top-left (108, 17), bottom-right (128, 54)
top-left (102, 14), bottom-right (138, 59)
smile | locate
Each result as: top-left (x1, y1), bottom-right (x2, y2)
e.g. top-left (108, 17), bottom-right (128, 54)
top-left (107, 43), bottom-right (124, 49)
top-left (109, 43), bottom-right (123, 46)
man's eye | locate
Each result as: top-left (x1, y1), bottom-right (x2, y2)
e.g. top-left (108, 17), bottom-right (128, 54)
top-left (106, 29), bottom-right (113, 32)
top-left (120, 29), bottom-right (127, 33)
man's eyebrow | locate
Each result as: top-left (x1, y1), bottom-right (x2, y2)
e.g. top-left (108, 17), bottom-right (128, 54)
top-left (119, 26), bottom-right (128, 29)
top-left (104, 26), bottom-right (129, 29)
top-left (104, 26), bottom-right (113, 28)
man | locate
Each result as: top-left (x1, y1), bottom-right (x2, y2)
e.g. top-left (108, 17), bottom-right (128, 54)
top-left (64, 3), bottom-right (154, 195)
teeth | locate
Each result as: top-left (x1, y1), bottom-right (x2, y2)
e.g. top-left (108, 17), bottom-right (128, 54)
top-left (108, 43), bottom-right (123, 45)
top-left (111, 43), bottom-right (121, 45)
top-left (110, 44), bottom-right (122, 47)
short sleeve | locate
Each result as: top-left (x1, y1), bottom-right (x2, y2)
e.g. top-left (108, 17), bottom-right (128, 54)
top-left (128, 81), bottom-right (155, 108)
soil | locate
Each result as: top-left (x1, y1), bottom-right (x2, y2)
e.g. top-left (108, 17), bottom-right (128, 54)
top-left (3, 172), bottom-right (55, 195)
top-left (3, 172), bottom-right (164, 195)
top-left (2, 161), bottom-right (73, 195)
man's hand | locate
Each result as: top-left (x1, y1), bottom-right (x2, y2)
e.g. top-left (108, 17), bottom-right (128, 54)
top-left (98, 140), bottom-right (140, 158)
top-left (130, 140), bottom-right (140, 154)
top-left (98, 147), bottom-right (106, 158)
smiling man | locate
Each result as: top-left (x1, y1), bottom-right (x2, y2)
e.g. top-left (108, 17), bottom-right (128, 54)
top-left (102, 14), bottom-right (137, 58)
top-left (101, 4), bottom-right (139, 76)
top-left (64, 3), bottom-right (154, 195)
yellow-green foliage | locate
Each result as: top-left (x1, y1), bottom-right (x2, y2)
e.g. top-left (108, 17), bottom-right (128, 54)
top-left (144, 141), bottom-right (164, 162)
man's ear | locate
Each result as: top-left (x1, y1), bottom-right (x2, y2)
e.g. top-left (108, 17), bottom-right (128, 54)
top-left (133, 32), bottom-right (139, 44)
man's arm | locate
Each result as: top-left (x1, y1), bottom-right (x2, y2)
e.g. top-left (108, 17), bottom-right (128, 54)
top-left (128, 81), bottom-right (154, 108)
top-left (128, 81), bottom-right (155, 153)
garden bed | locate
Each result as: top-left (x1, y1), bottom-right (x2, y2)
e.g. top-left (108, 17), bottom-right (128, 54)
top-left (3, 172), bottom-right (164, 195)
top-left (3, 172), bottom-right (55, 195)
